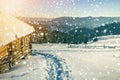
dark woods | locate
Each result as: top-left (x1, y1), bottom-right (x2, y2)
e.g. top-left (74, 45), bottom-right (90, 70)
top-left (18, 17), bottom-right (120, 44)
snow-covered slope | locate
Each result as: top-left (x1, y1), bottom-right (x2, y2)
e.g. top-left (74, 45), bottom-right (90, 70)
top-left (93, 35), bottom-right (120, 46)
top-left (0, 35), bottom-right (120, 80)
top-left (0, 12), bottom-right (34, 47)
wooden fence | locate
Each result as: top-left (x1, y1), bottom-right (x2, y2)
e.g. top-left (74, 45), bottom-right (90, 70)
top-left (0, 34), bottom-right (32, 73)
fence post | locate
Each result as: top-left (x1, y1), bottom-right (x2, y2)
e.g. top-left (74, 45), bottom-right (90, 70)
top-left (29, 34), bottom-right (32, 55)
top-left (21, 37), bottom-right (26, 59)
top-left (8, 43), bottom-right (12, 70)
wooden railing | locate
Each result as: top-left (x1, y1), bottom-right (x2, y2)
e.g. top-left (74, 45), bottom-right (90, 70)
top-left (0, 34), bottom-right (32, 73)
top-left (0, 45), bottom-right (10, 72)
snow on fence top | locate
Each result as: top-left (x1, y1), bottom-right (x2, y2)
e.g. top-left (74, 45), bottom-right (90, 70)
top-left (0, 12), bottom-right (35, 47)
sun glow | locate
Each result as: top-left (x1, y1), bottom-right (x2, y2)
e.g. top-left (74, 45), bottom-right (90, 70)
top-left (0, 0), bottom-right (24, 15)
top-left (0, 0), bottom-right (42, 17)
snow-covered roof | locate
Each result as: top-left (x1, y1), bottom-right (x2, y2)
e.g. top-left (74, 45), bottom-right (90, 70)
top-left (0, 12), bottom-right (35, 47)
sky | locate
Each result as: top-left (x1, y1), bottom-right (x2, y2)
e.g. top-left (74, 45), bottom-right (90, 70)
top-left (0, 0), bottom-right (120, 18)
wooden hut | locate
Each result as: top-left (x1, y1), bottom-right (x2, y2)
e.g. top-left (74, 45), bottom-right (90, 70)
top-left (0, 13), bottom-right (35, 73)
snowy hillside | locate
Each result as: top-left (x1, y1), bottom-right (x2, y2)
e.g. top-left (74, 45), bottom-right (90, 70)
top-left (0, 35), bottom-right (120, 80)
top-left (92, 35), bottom-right (120, 46)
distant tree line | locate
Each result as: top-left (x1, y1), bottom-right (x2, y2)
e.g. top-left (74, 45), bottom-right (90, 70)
top-left (17, 17), bottom-right (120, 44)
top-left (28, 21), bottom-right (120, 44)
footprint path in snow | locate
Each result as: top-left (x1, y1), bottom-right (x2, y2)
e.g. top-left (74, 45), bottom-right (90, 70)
top-left (32, 50), bottom-right (73, 80)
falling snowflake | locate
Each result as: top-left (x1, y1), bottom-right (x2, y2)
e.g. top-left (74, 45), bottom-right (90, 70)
top-left (103, 29), bottom-right (107, 33)
top-left (40, 33), bottom-right (44, 36)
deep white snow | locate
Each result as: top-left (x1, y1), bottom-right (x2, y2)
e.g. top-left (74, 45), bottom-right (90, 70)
top-left (0, 12), bottom-right (34, 47)
top-left (0, 35), bottom-right (120, 80)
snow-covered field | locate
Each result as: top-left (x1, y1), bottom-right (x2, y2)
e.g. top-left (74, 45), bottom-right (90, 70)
top-left (0, 36), bottom-right (120, 80)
